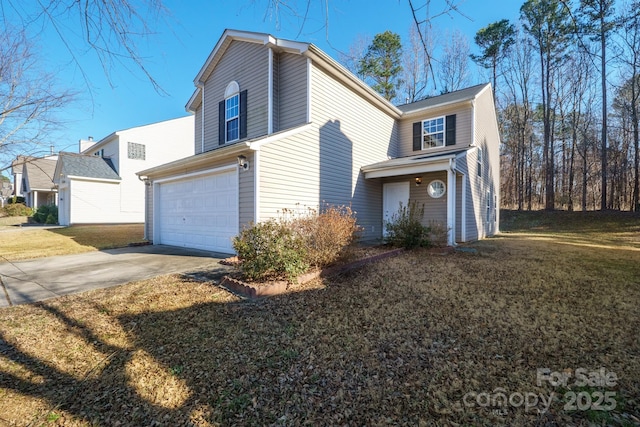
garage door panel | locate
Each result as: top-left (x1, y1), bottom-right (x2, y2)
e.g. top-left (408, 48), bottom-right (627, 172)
top-left (157, 169), bottom-right (238, 253)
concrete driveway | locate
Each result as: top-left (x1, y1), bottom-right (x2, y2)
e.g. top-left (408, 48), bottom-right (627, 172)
top-left (0, 245), bottom-right (232, 307)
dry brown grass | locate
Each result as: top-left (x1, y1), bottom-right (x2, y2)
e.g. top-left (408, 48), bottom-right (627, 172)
top-left (0, 212), bottom-right (638, 426)
top-left (0, 216), bottom-right (29, 228)
top-left (0, 224), bottom-right (146, 262)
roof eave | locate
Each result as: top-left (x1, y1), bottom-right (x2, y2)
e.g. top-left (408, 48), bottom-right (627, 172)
top-left (194, 29), bottom-right (310, 86)
top-left (400, 98), bottom-right (474, 119)
top-left (137, 142), bottom-right (251, 178)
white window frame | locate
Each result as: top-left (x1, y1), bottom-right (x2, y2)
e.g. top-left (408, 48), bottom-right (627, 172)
top-left (422, 116), bottom-right (445, 149)
top-left (427, 179), bottom-right (446, 198)
top-left (225, 94), bottom-right (240, 143)
top-left (477, 147), bottom-right (483, 177)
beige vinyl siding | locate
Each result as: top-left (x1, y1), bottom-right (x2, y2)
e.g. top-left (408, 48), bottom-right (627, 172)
top-left (380, 172), bottom-right (448, 230)
top-left (473, 87), bottom-right (501, 235)
top-left (144, 153), bottom-right (254, 242)
top-left (397, 105), bottom-right (473, 157)
top-left (201, 41), bottom-right (269, 153)
top-left (307, 62), bottom-right (398, 239)
top-left (259, 128), bottom-right (323, 217)
top-left (277, 53), bottom-right (308, 131)
top-left (238, 151), bottom-right (255, 228)
top-left (194, 108), bottom-right (202, 151)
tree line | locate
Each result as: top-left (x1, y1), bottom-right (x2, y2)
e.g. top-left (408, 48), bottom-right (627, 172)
top-left (348, 0), bottom-right (640, 212)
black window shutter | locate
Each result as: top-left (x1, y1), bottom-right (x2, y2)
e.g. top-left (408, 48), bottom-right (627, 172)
top-left (218, 100), bottom-right (225, 145)
top-left (412, 122), bottom-right (422, 151)
top-left (239, 90), bottom-right (248, 139)
top-left (445, 114), bottom-right (456, 146)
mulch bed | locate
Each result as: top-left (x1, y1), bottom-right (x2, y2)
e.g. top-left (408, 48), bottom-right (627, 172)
top-left (218, 245), bottom-right (419, 298)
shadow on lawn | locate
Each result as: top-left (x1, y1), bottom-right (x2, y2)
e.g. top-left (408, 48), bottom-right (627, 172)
top-left (0, 286), bottom-right (333, 425)
top-left (2, 237), bottom-right (639, 425)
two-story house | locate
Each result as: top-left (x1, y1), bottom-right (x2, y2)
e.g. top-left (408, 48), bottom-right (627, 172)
top-left (137, 30), bottom-right (500, 253)
top-left (54, 116), bottom-right (194, 226)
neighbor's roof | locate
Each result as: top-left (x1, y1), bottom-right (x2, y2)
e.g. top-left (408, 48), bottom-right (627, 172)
top-left (59, 153), bottom-right (120, 180)
top-left (397, 83), bottom-right (490, 115)
top-left (23, 158), bottom-right (57, 191)
top-left (11, 156), bottom-right (33, 174)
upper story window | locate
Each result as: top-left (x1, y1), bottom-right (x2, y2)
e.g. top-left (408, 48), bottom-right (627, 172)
top-left (128, 142), bottom-right (146, 160)
top-left (412, 114), bottom-right (456, 152)
top-left (94, 149), bottom-right (104, 157)
top-left (422, 117), bottom-right (445, 149)
top-left (218, 82), bottom-right (247, 146)
top-left (224, 81), bottom-right (240, 143)
top-left (477, 147), bottom-right (483, 177)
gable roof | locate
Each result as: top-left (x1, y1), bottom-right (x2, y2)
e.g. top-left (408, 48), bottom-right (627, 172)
top-left (57, 153), bottom-right (121, 181)
top-left (185, 29), bottom-right (402, 118)
top-left (397, 83), bottom-right (491, 117)
top-left (11, 156), bottom-right (33, 175)
top-left (23, 158), bottom-right (57, 191)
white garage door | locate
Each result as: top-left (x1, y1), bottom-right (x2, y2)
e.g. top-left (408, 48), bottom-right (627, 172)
top-left (156, 169), bottom-right (238, 253)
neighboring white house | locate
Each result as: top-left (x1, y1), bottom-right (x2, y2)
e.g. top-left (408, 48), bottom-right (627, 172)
top-left (137, 30), bottom-right (500, 253)
top-left (54, 116), bottom-right (194, 226)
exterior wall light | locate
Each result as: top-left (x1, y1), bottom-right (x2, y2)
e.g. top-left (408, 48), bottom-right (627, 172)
top-left (415, 177), bottom-right (422, 186)
top-left (237, 155), bottom-right (249, 170)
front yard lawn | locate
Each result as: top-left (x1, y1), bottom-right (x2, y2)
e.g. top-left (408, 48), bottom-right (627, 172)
top-left (0, 211), bottom-right (638, 425)
top-left (0, 224), bottom-right (146, 262)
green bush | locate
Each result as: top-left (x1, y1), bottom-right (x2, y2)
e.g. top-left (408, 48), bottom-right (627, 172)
top-left (8, 196), bottom-right (25, 204)
top-left (385, 202), bottom-right (431, 249)
top-left (2, 203), bottom-right (33, 217)
top-left (233, 219), bottom-right (309, 282)
top-left (293, 205), bottom-right (362, 268)
top-left (233, 204), bottom-right (362, 282)
top-left (32, 204), bottom-right (58, 224)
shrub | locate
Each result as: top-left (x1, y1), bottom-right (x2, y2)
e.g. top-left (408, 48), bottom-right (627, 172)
top-left (428, 220), bottom-right (450, 247)
top-left (2, 203), bottom-right (33, 217)
top-left (385, 202), bottom-right (431, 249)
top-left (233, 219), bottom-right (309, 282)
top-left (32, 205), bottom-right (58, 224)
top-left (294, 205), bottom-right (362, 268)
top-left (8, 196), bottom-right (25, 204)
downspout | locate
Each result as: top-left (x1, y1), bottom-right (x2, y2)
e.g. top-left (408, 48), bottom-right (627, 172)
top-left (447, 158), bottom-right (457, 246)
top-left (138, 175), bottom-right (150, 240)
top-left (268, 48), bottom-right (274, 134)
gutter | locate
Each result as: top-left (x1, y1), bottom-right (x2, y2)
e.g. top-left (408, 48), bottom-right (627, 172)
top-left (137, 141), bottom-right (251, 178)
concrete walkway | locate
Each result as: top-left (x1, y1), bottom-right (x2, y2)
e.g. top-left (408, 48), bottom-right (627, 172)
top-left (0, 245), bottom-right (232, 307)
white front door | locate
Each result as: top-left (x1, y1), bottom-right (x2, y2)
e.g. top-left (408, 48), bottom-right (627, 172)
top-left (383, 181), bottom-right (410, 236)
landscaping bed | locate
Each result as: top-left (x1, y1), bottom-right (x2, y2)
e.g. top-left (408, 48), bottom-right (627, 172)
top-left (217, 245), bottom-right (405, 298)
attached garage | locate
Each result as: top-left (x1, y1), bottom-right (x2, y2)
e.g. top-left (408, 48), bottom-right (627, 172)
top-left (153, 166), bottom-right (238, 253)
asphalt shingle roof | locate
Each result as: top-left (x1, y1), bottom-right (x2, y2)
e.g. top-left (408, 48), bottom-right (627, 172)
top-left (59, 153), bottom-right (121, 180)
top-left (396, 83), bottom-right (489, 113)
top-left (24, 158), bottom-right (57, 190)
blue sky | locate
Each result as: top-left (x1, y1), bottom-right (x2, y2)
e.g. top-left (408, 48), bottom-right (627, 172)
top-left (29, 0), bottom-right (524, 154)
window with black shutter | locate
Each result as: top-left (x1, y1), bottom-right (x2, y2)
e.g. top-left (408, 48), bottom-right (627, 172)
top-left (412, 114), bottom-right (456, 151)
top-left (219, 82), bottom-right (247, 145)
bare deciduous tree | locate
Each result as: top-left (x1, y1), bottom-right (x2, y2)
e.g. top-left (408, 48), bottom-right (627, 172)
top-left (0, 27), bottom-right (74, 172)
top-left (437, 29), bottom-right (471, 93)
